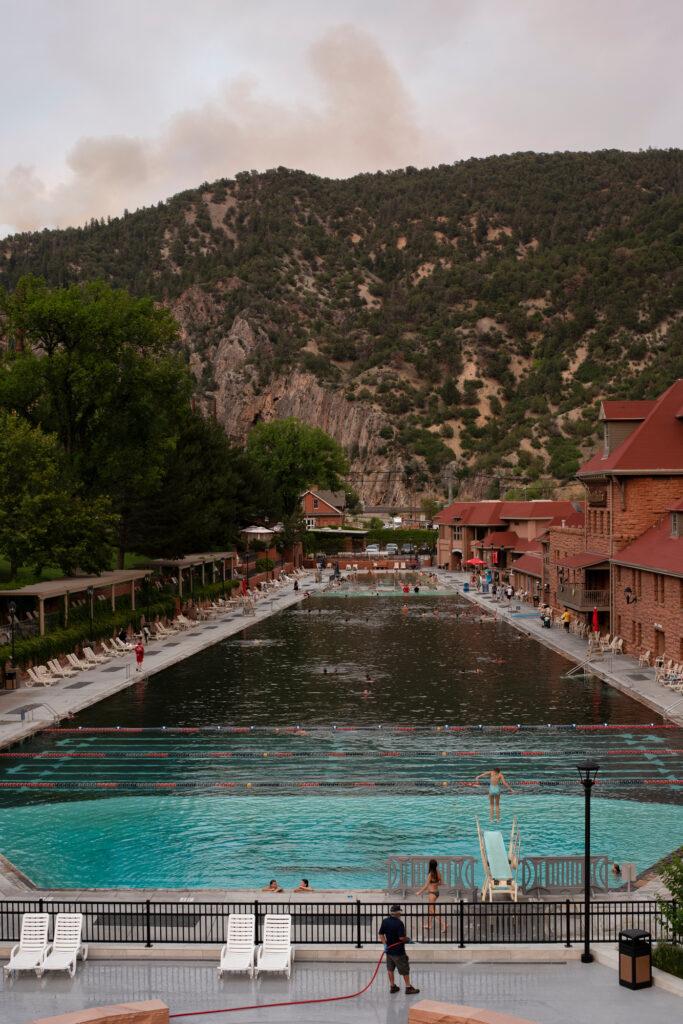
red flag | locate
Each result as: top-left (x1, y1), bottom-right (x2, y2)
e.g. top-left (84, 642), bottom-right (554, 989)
top-left (592, 606), bottom-right (599, 633)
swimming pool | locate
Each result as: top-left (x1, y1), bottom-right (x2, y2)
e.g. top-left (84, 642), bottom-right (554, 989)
top-left (0, 596), bottom-right (680, 889)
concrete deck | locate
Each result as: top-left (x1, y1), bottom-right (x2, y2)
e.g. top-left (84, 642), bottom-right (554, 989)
top-left (0, 576), bottom-right (319, 754)
top-left (1, 959), bottom-right (681, 1024)
top-left (439, 571), bottom-right (683, 726)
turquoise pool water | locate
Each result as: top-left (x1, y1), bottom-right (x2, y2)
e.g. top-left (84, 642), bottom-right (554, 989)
top-left (2, 792), bottom-right (682, 890)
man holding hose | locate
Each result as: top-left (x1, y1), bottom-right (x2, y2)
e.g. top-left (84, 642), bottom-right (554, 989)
top-left (379, 905), bottom-right (420, 995)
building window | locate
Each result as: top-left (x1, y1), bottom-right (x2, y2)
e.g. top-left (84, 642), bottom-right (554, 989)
top-left (672, 512), bottom-right (680, 538)
top-left (616, 565), bottom-right (621, 584)
top-left (633, 569), bottom-right (642, 597)
top-left (655, 575), bottom-right (666, 605)
top-left (636, 622), bottom-right (642, 648)
top-left (313, 498), bottom-right (319, 509)
top-left (617, 615), bottom-right (622, 636)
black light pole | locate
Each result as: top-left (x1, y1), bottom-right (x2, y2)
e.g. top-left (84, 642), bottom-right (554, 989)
top-left (8, 601), bottom-right (16, 667)
top-left (86, 586), bottom-right (94, 645)
top-left (576, 760), bottom-right (600, 963)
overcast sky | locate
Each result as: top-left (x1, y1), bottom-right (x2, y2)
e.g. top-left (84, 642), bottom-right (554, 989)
top-left (1, 0), bottom-right (681, 237)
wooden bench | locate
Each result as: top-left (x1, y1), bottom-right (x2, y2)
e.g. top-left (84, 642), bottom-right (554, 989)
top-left (30, 1001), bottom-right (168, 1024)
top-left (409, 999), bottom-right (538, 1024)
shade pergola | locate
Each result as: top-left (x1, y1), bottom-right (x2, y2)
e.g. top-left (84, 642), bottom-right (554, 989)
top-left (0, 570), bottom-right (151, 636)
top-left (145, 552), bottom-right (235, 597)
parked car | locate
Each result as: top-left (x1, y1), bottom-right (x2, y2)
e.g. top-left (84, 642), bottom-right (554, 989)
top-left (386, 543), bottom-right (399, 556)
top-left (366, 543), bottom-right (380, 555)
top-left (400, 544), bottom-right (416, 555)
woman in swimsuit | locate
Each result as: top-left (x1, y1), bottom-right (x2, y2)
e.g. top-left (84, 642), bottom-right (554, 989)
top-left (475, 766), bottom-right (513, 822)
top-left (416, 858), bottom-right (447, 935)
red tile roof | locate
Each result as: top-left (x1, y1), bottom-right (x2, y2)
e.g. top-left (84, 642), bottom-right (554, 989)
top-left (579, 379), bottom-right (683, 477)
top-left (434, 499), bottom-right (578, 527)
top-left (499, 500), bottom-right (578, 520)
top-left (480, 530), bottom-right (520, 548)
top-left (512, 538), bottom-right (544, 554)
top-left (600, 400), bottom-right (655, 421)
top-left (510, 553), bottom-right (543, 577)
top-left (432, 501), bottom-right (472, 525)
top-left (558, 552), bottom-right (609, 569)
top-left (612, 516), bottom-right (683, 576)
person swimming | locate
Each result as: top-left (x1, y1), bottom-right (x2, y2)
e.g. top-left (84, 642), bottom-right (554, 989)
top-left (475, 766), bottom-right (513, 822)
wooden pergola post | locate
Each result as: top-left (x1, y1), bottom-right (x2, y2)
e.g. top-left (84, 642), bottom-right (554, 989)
top-left (38, 597), bottom-right (45, 637)
top-left (131, 579), bottom-right (136, 611)
top-left (201, 561), bottom-right (206, 586)
top-left (111, 585), bottom-right (116, 612)
top-left (64, 592), bottom-right (69, 628)
top-left (178, 570), bottom-right (183, 598)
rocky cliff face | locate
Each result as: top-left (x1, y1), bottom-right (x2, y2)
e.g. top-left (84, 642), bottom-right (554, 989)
top-left (196, 315), bottom-right (411, 506)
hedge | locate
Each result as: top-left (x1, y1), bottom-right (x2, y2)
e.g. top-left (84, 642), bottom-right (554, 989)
top-left (652, 942), bottom-right (683, 979)
top-left (0, 597), bottom-right (176, 668)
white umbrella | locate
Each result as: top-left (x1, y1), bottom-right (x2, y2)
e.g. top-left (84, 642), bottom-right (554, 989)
top-left (241, 526), bottom-right (274, 537)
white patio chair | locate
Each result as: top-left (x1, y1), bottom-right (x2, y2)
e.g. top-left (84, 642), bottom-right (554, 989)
top-left (66, 653), bottom-right (89, 671)
top-left (26, 667), bottom-right (56, 686)
top-left (255, 914), bottom-right (293, 978)
top-left (38, 913), bottom-right (87, 978)
top-left (4, 913), bottom-right (50, 976)
top-left (218, 913), bottom-right (256, 978)
top-left (608, 637), bottom-right (623, 655)
top-left (112, 637), bottom-right (134, 651)
top-left (48, 659), bottom-right (76, 678)
top-left (599, 634), bottom-right (612, 652)
top-left (83, 647), bottom-right (107, 664)
top-left (638, 650), bottom-right (651, 668)
top-left (101, 639), bottom-right (125, 658)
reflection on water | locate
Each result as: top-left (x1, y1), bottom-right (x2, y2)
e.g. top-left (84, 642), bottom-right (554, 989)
top-left (73, 595), bottom-right (657, 727)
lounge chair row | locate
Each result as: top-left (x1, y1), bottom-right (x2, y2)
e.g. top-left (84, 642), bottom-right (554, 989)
top-left (4, 913), bottom-right (87, 978)
top-left (4, 912), bottom-right (291, 982)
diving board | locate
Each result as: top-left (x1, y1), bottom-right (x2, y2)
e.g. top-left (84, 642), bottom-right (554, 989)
top-left (477, 817), bottom-right (520, 902)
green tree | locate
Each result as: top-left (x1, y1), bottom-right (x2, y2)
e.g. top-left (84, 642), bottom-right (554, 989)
top-left (0, 412), bottom-right (116, 577)
top-left (0, 277), bottom-right (191, 565)
top-left (128, 412), bottom-right (260, 557)
top-left (246, 418), bottom-right (349, 518)
top-left (420, 497), bottom-right (442, 519)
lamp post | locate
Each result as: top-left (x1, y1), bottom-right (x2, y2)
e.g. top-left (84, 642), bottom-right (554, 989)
top-left (576, 760), bottom-right (600, 963)
top-left (86, 586), bottom-right (94, 645)
top-left (8, 601), bottom-right (16, 668)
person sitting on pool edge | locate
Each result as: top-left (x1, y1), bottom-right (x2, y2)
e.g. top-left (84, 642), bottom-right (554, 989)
top-left (262, 879), bottom-right (283, 892)
top-left (294, 878), bottom-right (313, 892)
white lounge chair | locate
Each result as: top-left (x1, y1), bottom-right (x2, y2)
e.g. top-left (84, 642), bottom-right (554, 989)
top-left (218, 914), bottom-right (256, 978)
top-left (4, 913), bottom-right (50, 976)
top-left (477, 817), bottom-right (520, 902)
top-left (67, 653), bottom-right (89, 671)
top-left (255, 914), bottom-right (293, 978)
top-left (38, 913), bottom-right (87, 978)
top-left (112, 637), bottom-right (133, 651)
top-left (101, 640), bottom-right (125, 658)
top-left (26, 667), bottom-right (55, 686)
top-left (48, 659), bottom-right (76, 678)
top-left (83, 646), bottom-right (107, 664)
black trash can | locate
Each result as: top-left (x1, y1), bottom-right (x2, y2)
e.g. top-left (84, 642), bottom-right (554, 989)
top-left (3, 667), bottom-right (18, 690)
top-left (619, 929), bottom-right (652, 989)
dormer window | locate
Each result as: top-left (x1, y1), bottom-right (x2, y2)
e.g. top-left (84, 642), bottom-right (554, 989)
top-left (672, 512), bottom-right (680, 538)
top-left (313, 498), bottom-right (319, 509)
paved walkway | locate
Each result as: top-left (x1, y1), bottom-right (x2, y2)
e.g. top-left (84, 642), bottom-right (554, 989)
top-left (438, 572), bottom-right (683, 726)
top-left (1, 960), bottom-right (681, 1024)
top-left (0, 575), bottom-right (319, 753)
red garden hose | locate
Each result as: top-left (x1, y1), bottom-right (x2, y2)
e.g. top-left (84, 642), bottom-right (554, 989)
top-left (168, 940), bottom-right (404, 1019)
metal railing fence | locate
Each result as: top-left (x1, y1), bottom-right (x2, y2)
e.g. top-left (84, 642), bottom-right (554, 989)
top-left (0, 898), bottom-right (676, 949)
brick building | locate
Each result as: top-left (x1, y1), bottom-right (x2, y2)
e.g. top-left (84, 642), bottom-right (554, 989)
top-left (549, 380), bottom-right (683, 656)
top-left (300, 489), bottom-right (347, 529)
top-left (434, 500), bottom-right (578, 570)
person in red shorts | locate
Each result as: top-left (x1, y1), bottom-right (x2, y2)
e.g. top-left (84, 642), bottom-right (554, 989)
top-left (134, 640), bottom-right (145, 673)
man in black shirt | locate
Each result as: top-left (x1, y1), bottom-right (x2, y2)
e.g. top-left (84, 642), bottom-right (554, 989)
top-left (378, 905), bottom-right (420, 995)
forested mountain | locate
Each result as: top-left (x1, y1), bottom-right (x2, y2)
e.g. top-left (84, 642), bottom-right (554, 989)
top-left (2, 150), bottom-right (682, 504)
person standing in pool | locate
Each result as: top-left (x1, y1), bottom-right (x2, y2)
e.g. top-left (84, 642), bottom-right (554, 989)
top-left (416, 858), bottom-right (447, 936)
top-left (475, 766), bottom-right (513, 822)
